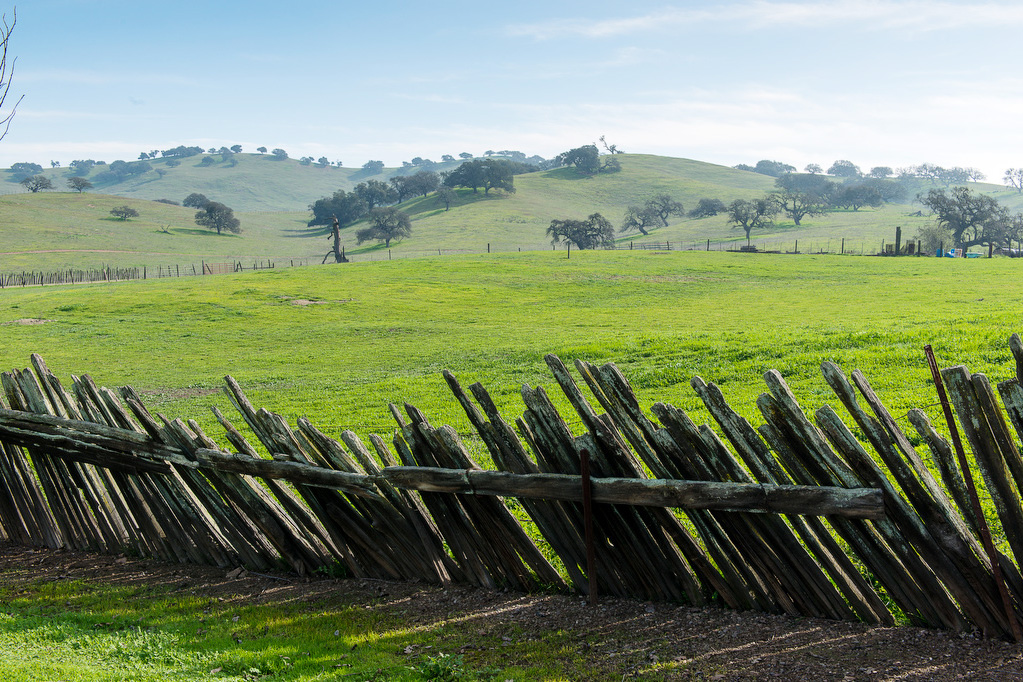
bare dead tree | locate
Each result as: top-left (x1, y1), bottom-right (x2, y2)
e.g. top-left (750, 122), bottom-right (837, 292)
top-left (0, 9), bottom-right (20, 143)
top-left (321, 216), bottom-right (349, 264)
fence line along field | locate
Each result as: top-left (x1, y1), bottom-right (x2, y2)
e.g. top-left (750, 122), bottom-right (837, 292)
top-left (0, 236), bottom-right (919, 289)
top-left (2, 252), bottom-right (1023, 628)
top-left (3, 330), bottom-right (1023, 639)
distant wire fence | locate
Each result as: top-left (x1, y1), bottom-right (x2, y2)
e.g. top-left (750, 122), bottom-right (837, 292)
top-left (0, 236), bottom-right (931, 288)
top-left (0, 259), bottom-right (289, 288)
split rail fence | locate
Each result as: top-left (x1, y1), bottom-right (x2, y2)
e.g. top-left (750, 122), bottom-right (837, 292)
top-left (2, 340), bottom-right (1023, 639)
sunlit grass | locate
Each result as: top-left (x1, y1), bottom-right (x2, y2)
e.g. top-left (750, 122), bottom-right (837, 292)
top-left (2, 250), bottom-right (1023, 678)
top-left (0, 574), bottom-right (573, 680)
top-left (2, 250), bottom-right (1020, 444)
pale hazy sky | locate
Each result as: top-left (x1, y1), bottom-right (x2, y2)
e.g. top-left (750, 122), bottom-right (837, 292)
top-left (4, 1), bottom-right (1023, 179)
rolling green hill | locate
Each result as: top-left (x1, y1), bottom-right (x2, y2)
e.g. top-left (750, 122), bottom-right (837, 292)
top-left (0, 153), bottom-right (1008, 272)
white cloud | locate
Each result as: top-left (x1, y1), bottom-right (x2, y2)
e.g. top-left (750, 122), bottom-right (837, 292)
top-left (508, 1), bottom-right (1023, 40)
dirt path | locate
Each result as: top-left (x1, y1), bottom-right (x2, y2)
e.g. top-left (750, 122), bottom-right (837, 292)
top-left (2, 542), bottom-right (1022, 680)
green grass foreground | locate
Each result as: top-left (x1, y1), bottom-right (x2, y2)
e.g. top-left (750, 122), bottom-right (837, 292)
top-left (0, 564), bottom-right (529, 681)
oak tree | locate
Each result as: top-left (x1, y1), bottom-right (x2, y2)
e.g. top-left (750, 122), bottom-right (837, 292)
top-left (194, 201), bottom-right (241, 235)
top-left (919, 186), bottom-right (1010, 249)
top-left (110, 205), bottom-right (139, 220)
top-left (547, 213), bottom-right (614, 249)
top-left (727, 198), bottom-right (778, 244)
top-left (356, 206), bottom-right (411, 247)
top-left (19, 175), bottom-right (53, 192)
top-left (182, 192), bottom-right (209, 208)
top-left (619, 205), bottom-right (661, 236)
top-left (66, 177), bottom-right (92, 193)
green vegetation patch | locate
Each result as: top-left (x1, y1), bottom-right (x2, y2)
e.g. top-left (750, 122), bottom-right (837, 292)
top-left (2, 250), bottom-right (1020, 445)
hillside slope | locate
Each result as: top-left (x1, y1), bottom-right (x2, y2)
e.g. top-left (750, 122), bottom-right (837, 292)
top-left (1, 153), bottom-right (997, 270)
top-left (367, 154), bottom-right (922, 254)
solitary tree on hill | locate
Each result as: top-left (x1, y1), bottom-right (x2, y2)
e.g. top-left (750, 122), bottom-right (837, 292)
top-left (256, 146), bottom-right (267, 154)
top-left (67, 177), bottom-right (92, 193)
top-left (1005, 168), bottom-right (1023, 193)
top-left (727, 198), bottom-right (778, 244)
top-left (110, 205), bottom-right (139, 220)
top-left (547, 213), bottom-right (615, 249)
top-left (356, 206), bottom-right (411, 247)
top-left (194, 201), bottom-right (241, 235)
top-left (20, 175), bottom-right (53, 192)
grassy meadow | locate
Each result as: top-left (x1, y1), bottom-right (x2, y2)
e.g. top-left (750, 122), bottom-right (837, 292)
top-left (2, 249), bottom-right (1021, 446)
top-left (3, 250), bottom-right (1023, 680)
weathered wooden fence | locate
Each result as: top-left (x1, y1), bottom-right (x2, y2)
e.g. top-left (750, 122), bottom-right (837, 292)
top-left (2, 340), bottom-right (1023, 639)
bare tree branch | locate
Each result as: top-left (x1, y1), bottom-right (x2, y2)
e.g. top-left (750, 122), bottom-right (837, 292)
top-left (0, 8), bottom-right (22, 143)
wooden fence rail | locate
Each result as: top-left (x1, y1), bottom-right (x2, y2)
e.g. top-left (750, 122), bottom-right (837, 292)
top-left (2, 340), bottom-right (1023, 638)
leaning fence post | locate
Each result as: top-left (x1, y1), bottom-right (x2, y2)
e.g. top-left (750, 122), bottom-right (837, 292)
top-left (925, 344), bottom-right (1022, 643)
top-left (581, 448), bottom-right (597, 606)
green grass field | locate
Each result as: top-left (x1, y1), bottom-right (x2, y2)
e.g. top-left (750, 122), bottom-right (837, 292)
top-left (3, 250), bottom-right (1023, 680)
top-left (2, 250), bottom-right (1020, 445)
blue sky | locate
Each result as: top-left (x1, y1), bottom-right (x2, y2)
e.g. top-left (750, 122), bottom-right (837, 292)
top-left (5, 1), bottom-right (1023, 179)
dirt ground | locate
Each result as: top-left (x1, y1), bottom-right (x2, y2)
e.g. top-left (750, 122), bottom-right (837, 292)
top-left (2, 541), bottom-right (1023, 680)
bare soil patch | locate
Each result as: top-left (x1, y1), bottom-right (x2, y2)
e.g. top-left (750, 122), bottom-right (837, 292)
top-left (288, 298), bottom-right (354, 306)
top-left (1, 542), bottom-right (1021, 680)
top-left (2, 318), bottom-right (52, 325)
